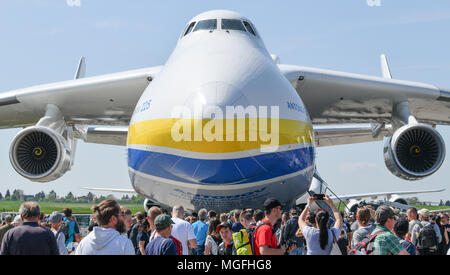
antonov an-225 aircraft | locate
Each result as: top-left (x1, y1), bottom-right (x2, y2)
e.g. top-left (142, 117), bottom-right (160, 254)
top-left (1, 10), bottom-right (450, 213)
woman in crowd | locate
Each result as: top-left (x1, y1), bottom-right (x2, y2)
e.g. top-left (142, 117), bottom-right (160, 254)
top-left (204, 219), bottom-right (222, 255)
top-left (298, 195), bottom-right (343, 255)
top-left (137, 219), bottom-right (151, 255)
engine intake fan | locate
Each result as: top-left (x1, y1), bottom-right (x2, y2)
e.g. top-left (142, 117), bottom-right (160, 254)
top-left (384, 123), bottom-right (445, 180)
top-left (10, 127), bottom-right (72, 182)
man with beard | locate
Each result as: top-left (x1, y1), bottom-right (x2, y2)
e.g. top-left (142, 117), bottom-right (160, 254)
top-left (75, 200), bottom-right (134, 255)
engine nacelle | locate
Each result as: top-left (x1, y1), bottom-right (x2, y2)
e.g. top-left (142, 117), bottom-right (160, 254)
top-left (143, 198), bottom-right (160, 212)
top-left (389, 195), bottom-right (408, 205)
top-left (347, 200), bottom-right (361, 215)
top-left (9, 126), bottom-right (72, 182)
top-left (384, 123), bottom-right (445, 180)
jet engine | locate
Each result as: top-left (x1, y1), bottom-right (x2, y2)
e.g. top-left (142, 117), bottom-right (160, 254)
top-left (384, 123), bottom-right (445, 180)
top-left (9, 126), bottom-right (72, 182)
top-left (388, 195), bottom-right (408, 205)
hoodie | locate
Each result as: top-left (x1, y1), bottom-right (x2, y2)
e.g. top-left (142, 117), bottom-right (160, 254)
top-left (75, 227), bottom-right (135, 255)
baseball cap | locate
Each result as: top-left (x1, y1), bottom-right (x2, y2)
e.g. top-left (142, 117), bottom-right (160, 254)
top-left (375, 205), bottom-right (395, 225)
top-left (49, 211), bottom-right (64, 224)
top-left (227, 210), bottom-right (234, 219)
top-left (418, 208), bottom-right (430, 218)
top-left (263, 197), bottom-right (283, 211)
top-left (154, 214), bottom-right (175, 230)
top-left (216, 222), bottom-right (232, 232)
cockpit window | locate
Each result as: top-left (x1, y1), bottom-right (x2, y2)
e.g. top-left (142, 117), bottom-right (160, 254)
top-left (193, 19), bottom-right (217, 32)
top-left (221, 19), bottom-right (246, 31)
top-left (243, 21), bottom-right (256, 36)
top-left (184, 22), bottom-right (196, 36)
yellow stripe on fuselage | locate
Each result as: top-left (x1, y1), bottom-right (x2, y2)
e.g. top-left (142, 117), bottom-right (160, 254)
top-left (127, 118), bottom-right (313, 154)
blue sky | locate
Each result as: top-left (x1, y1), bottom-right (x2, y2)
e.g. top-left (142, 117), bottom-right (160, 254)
top-left (0, 0), bottom-right (449, 203)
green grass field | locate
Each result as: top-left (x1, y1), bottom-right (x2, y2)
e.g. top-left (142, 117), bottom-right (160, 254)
top-left (0, 201), bottom-right (145, 214)
top-left (409, 204), bottom-right (450, 211)
top-left (1, 201), bottom-right (448, 216)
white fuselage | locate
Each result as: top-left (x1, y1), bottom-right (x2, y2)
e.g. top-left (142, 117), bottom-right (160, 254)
top-left (127, 14), bottom-right (315, 212)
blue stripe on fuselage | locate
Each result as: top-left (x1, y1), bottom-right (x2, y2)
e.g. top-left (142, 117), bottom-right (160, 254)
top-left (127, 146), bottom-right (315, 185)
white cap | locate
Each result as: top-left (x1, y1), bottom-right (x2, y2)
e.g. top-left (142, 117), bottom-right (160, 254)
top-left (418, 208), bottom-right (430, 218)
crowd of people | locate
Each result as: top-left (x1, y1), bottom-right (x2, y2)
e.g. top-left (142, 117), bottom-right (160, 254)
top-left (0, 195), bottom-right (449, 255)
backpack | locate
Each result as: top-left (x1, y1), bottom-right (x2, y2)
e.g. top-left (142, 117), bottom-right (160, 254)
top-left (55, 230), bottom-right (62, 241)
top-left (417, 223), bottom-right (438, 249)
top-left (348, 229), bottom-right (385, 255)
top-left (233, 229), bottom-right (252, 255)
top-left (250, 222), bottom-right (276, 255)
top-left (246, 225), bottom-right (257, 255)
top-left (58, 219), bottom-right (71, 243)
top-left (211, 235), bottom-right (222, 247)
top-left (169, 236), bottom-right (183, 255)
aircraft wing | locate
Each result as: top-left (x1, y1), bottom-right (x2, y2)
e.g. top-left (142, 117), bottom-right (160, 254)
top-left (81, 187), bottom-right (137, 194)
top-left (312, 123), bottom-right (390, 147)
top-left (279, 63), bottom-right (450, 128)
top-left (73, 125), bottom-right (128, 146)
top-left (0, 65), bottom-right (163, 130)
top-left (329, 188), bottom-right (445, 201)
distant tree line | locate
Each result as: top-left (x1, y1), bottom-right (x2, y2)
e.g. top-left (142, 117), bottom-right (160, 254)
top-left (0, 189), bottom-right (145, 204)
top-left (0, 190), bottom-right (448, 207)
top-left (406, 197), bottom-right (450, 207)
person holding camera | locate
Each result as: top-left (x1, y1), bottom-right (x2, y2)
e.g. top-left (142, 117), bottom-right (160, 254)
top-left (298, 195), bottom-right (343, 255)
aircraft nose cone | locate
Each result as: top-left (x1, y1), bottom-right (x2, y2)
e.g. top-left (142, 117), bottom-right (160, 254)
top-left (183, 81), bottom-right (250, 111)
